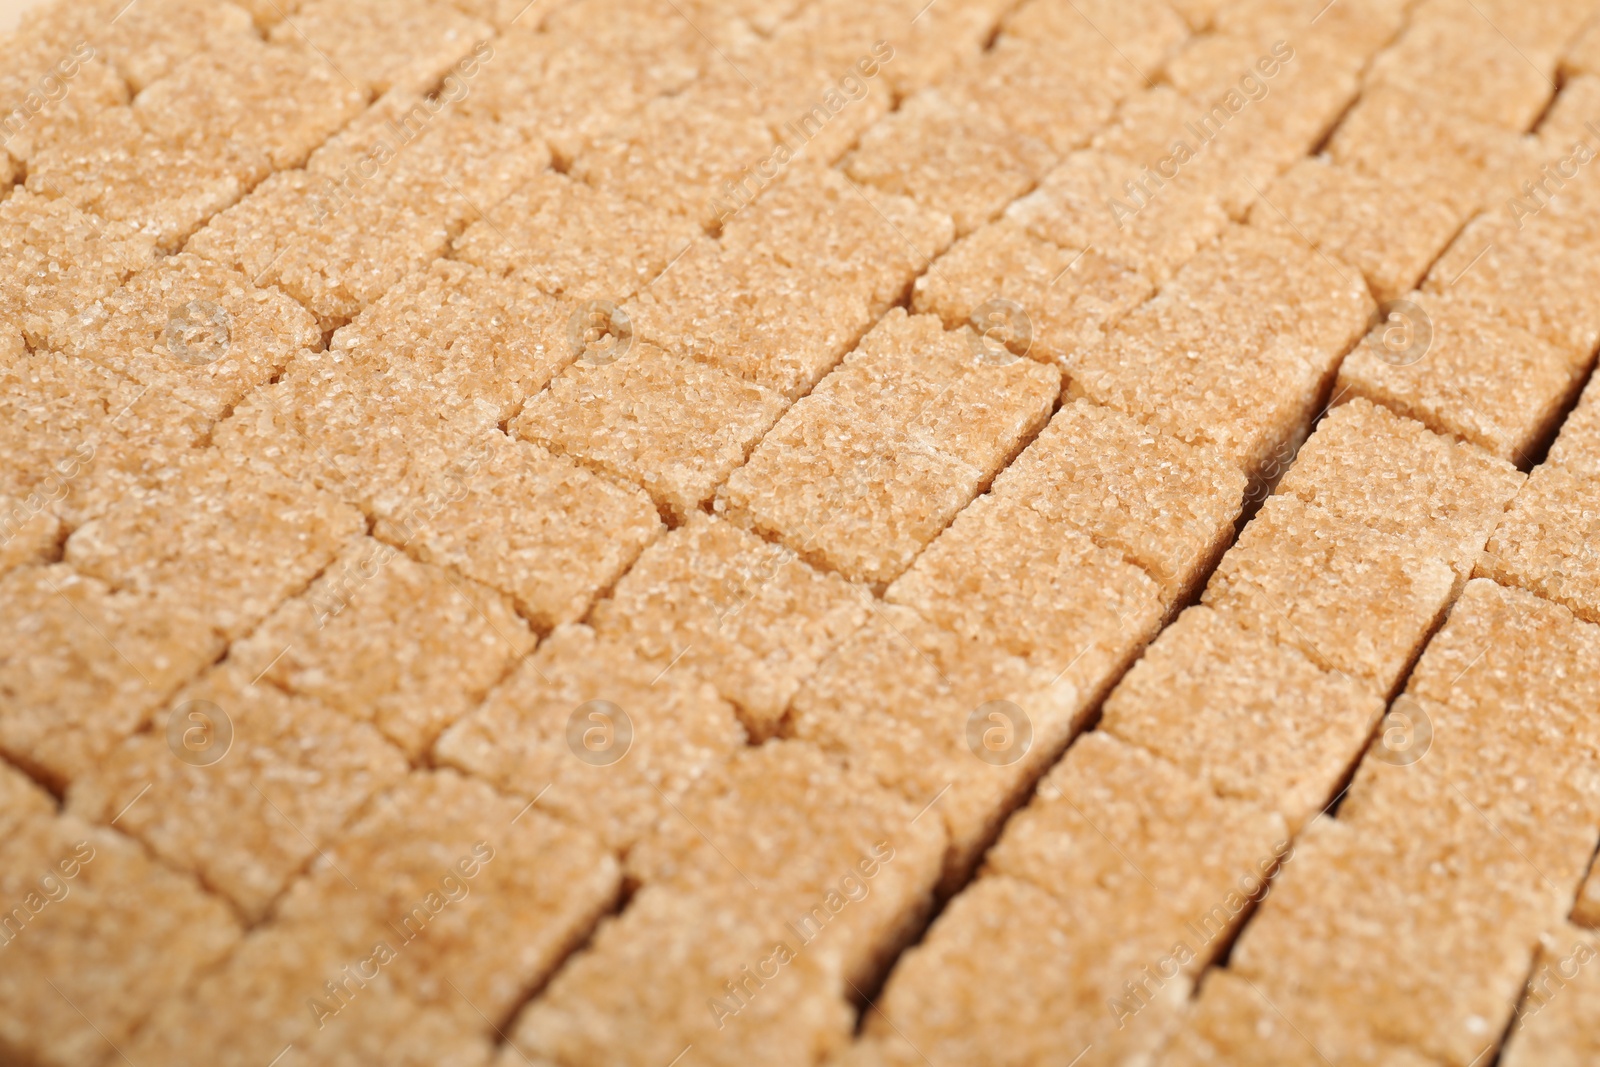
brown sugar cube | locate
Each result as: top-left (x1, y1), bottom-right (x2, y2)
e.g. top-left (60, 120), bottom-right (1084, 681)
top-left (0, 190), bottom-right (158, 350)
top-left (866, 873), bottom-right (1192, 1066)
top-left (1477, 465), bottom-right (1600, 625)
top-left (0, 816), bottom-right (241, 1067)
top-left (135, 36), bottom-right (369, 180)
top-left (1569, 15), bottom-right (1600, 76)
top-left (1006, 148), bottom-right (1232, 284)
top-left (1001, 0), bottom-right (1188, 86)
top-left (589, 514), bottom-right (870, 739)
top-left (986, 732), bottom-right (1289, 966)
top-left (1067, 310), bottom-right (1327, 478)
top-left (187, 169), bottom-right (455, 331)
top-left (53, 252), bottom-right (319, 420)
top-left (514, 341), bottom-right (788, 520)
top-left (627, 239), bottom-right (880, 401)
top-left (0, 759), bottom-right (55, 837)
top-left (28, 0), bottom-right (255, 93)
top-left (229, 537), bottom-right (536, 759)
top-left (1163, 970), bottom-right (1444, 1067)
top-left (1215, 0), bottom-right (1409, 57)
top-left (886, 493), bottom-right (1166, 677)
top-left (270, 0), bottom-right (492, 96)
top-left (433, 623), bottom-right (746, 852)
top-left (506, 886), bottom-right (853, 1067)
top-left (373, 433), bottom-right (663, 630)
top-left (127, 923), bottom-right (494, 1067)
top-left (1424, 214), bottom-right (1600, 363)
top-left (1250, 156), bottom-right (1462, 302)
top-left (715, 162), bottom-right (955, 320)
top-left (1203, 495), bottom-right (1458, 696)
top-left (543, 0), bottom-right (755, 81)
top-left (25, 106), bottom-right (252, 253)
top-left (66, 662), bottom-right (408, 922)
top-left (1365, 4), bottom-right (1556, 130)
top-left (625, 740), bottom-right (948, 990)
top-left (993, 399), bottom-right (1248, 601)
top-left (0, 503), bottom-right (59, 578)
top-left (0, 35), bottom-right (129, 167)
top-left (911, 218), bottom-right (1154, 368)
top-left (1336, 291), bottom-right (1582, 464)
top-left (1548, 372), bottom-right (1600, 478)
top-left (789, 602), bottom-right (1096, 891)
top-left (1227, 815), bottom-right (1561, 1067)
top-left (64, 449), bottom-right (364, 642)
top-left (1500, 925), bottom-right (1600, 1067)
top-left (1279, 397), bottom-right (1525, 578)
top-left (717, 405), bottom-right (977, 587)
top-left (1100, 606), bottom-right (1385, 829)
top-left (1087, 84), bottom-right (1254, 218)
top-left (570, 88), bottom-right (778, 230)
top-left (453, 170), bottom-right (698, 301)
top-left (0, 564), bottom-right (220, 790)
top-left (1328, 84), bottom-right (1531, 219)
top-left (329, 260), bottom-right (578, 423)
top-left (271, 769), bottom-right (620, 1029)
top-left (1535, 72), bottom-right (1600, 149)
top-left (842, 87), bottom-right (1055, 237)
top-left (809, 308), bottom-right (1061, 471)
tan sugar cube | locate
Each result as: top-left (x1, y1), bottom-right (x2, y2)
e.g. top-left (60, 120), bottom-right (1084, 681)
top-left (32, 0), bottom-right (254, 93)
top-left (374, 433), bottom-right (663, 630)
top-left (514, 341), bottom-right (788, 520)
top-left (1068, 314), bottom-right (1328, 477)
top-left (789, 602), bottom-right (1096, 891)
top-left (986, 732), bottom-right (1289, 964)
top-left (330, 260), bottom-right (579, 423)
top-left (1404, 578), bottom-right (1600, 732)
top-left (1000, 0), bottom-right (1188, 86)
top-left (1203, 495), bottom-right (1457, 695)
top-left (843, 87), bottom-right (1055, 237)
top-left (453, 170), bottom-right (698, 301)
top-left (188, 169), bottom-right (454, 331)
top-left (1534, 71), bottom-right (1600, 149)
top-left (0, 190), bottom-right (158, 350)
top-left (1500, 925), bottom-right (1600, 1067)
top-left (887, 493), bottom-right (1166, 675)
top-left (1336, 291), bottom-right (1581, 463)
top-left (0, 564), bottom-right (220, 790)
top-left (26, 107), bottom-right (250, 253)
top-left (717, 162), bottom-right (955, 319)
top-left (993, 399), bottom-right (1247, 600)
top-left (590, 514), bottom-right (870, 739)
top-left (0, 31), bottom-right (129, 162)
top-left (544, 0), bottom-right (755, 80)
top-left (810, 308), bottom-right (1060, 472)
top-left (1328, 84), bottom-right (1531, 218)
top-left (626, 739), bottom-right (947, 990)
top-left (0, 816), bottom-right (241, 1067)
top-left (230, 537), bottom-right (536, 759)
top-left (627, 238), bottom-right (878, 400)
top-left (1477, 465), bottom-right (1600, 625)
top-left (507, 886), bottom-right (852, 1067)
top-left (1164, 971), bottom-right (1442, 1067)
top-left (1166, 34), bottom-right (1364, 151)
top-left (0, 759), bottom-right (54, 837)
top-left (1548, 372), bottom-right (1600, 478)
top-left (434, 623), bottom-right (746, 852)
top-left (0, 503), bottom-right (59, 578)
top-left (127, 924), bottom-right (493, 1067)
top-left (65, 449), bottom-right (364, 642)
top-left (1228, 815), bottom-right (1559, 1067)
top-left (135, 36), bottom-right (368, 179)
top-left (1251, 156), bottom-right (1461, 302)
top-left (66, 663), bottom-right (408, 922)
top-left (867, 873), bottom-right (1191, 1067)
top-left (571, 88), bottom-right (778, 230)
top-left (55, 252), bottom-right (319, 420)
top-left (911, 218), bottom-right (1154, 368)
top-left (1280, 397), bottom-right (1525, 578)
top-left (1366, 5), bottom-right (1556, 130)
top-left (1101, 606), bottom-right (1385, 830)
top-left (1569, 16), bottom-right (1600, 76)
top-left (271, 769), bottom-right (619, 1028)
top-left (1424, 214), bottom-right (1600, 362)
top-left (270, 0), bottom-right (492, 96)
top-left (718, 397), bottom-right (983, 587)
top-left (1575, 866), bottom-right (1600, 927)
top-left (1007, 149), bottom-right (1232, 283)
top-left (1215, 0), bottom-right (1409, 57)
